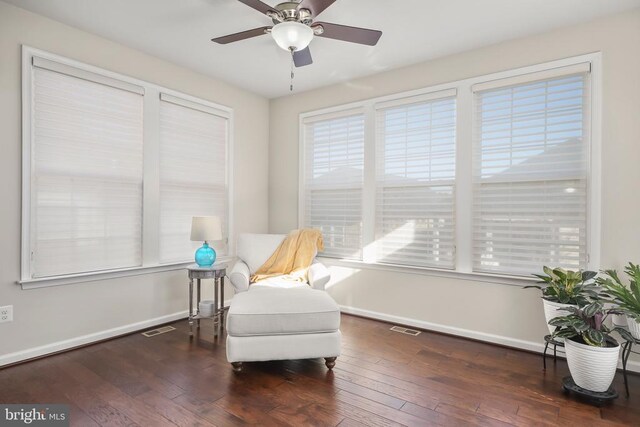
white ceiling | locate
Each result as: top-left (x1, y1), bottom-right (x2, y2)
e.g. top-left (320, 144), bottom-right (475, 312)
top-left (4, 0), bottom-right (640, 98)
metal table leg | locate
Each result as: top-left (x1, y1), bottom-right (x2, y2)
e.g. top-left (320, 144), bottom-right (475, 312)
top-left (188, 277), bottom-right (194, 337)
top-left (543, 341), bottom-right (549, 370)
top-left (214, 276), bottom-right (219, 337)
top-left (220, 276), bottom-right (225, 331)
top-left (197, 278), bottom-right (201, 329)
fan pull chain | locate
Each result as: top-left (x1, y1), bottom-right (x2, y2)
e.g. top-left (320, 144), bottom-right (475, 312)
top-left (290, 49), bottom-right (295, 91)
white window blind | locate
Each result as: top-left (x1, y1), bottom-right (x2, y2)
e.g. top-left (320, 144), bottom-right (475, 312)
top-left (472, 70), bottom-right (590, 276)
top-left (375, 94), bottom-right (457, 268)
top-left (303, 112), bottom-right (365, 259)
top-left (31, 66), bottom-right (144, 278)
top-left (159, 96), bottom-right (228, 263)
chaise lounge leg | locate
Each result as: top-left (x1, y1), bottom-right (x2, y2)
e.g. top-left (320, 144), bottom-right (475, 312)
top-left (324, 357), bottom-right (336, 370)
top-left (231, 362), bottom-right (243, 373)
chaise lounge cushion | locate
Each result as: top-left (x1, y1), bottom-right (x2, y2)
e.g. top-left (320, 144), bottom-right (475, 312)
top-left (236, 233), bottom-right (285, 274)
top-left (227, 288), bottom-right (340, 337)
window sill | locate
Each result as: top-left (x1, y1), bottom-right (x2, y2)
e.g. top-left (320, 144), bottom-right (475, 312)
top-left (317, 257), bottom-right (537, 287)
top-left (18, 256), bottom-right (235, 290)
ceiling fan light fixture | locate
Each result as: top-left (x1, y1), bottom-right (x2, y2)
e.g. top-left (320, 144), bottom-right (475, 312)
top-left (271, 21), bottom-right (313, 51)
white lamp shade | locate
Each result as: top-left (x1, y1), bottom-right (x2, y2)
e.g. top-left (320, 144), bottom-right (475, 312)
top-left (190, 216), bottom-right (222, 242)
top-left (271, 21), bottom-right (314, 51)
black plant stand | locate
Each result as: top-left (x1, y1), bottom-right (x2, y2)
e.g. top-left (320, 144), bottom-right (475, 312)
top-left (544, 333), bottom-right (635, 399)
top-left (542, 334), bottom-right (565, 370)
top-left (621, 335), bottom-right (639, 398)
top-left (562, 376), bottom-right (618, 406)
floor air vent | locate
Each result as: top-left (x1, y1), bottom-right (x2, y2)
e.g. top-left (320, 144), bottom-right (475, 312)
top-left (390, 325), bottom-right (421, 336)
top-left (141, 326), bottom-right (176, 337)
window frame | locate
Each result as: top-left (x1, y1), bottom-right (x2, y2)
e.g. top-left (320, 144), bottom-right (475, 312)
top-left (300, 108), bottom-right (367, 260)
top-left (157, 93), bottom-right (231, 264)
top-left (298, 53), bottom-right (601, 285)
top-left (373, 89), bottom-right (458, 269)
top-left (471, 67), bottom-right (592, 276)
top-left (20, 46), bottom-right (234, 289)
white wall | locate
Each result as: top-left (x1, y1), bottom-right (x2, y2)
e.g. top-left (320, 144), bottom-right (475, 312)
top-left (0, 2), bottom-right (269, 361)
top-left (269, 10), bottom-right (640, 358)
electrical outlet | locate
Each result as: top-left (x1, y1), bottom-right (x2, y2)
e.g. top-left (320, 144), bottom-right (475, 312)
top-left (0, 305), bottom-right (13, 323)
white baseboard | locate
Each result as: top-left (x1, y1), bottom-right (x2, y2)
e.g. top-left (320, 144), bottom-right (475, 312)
top-left (340, 305), bottom-right (640, 373)
top-left (0, 310), bottom-right (188, 367)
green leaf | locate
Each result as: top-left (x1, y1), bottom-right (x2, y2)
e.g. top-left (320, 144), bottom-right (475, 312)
top-left (605, 269), bottom-right (623, 285)
top-left (554, 329), bottom-right (578, 339)
top-left (543, 266), bottom-right (555, 278)
top-left (615, 327), bottom-right (636, 342)
top-left (558, 306), bottom-right (579, 315)
top-left (584, 329), bottom-right (605, 347)
top-left (625, 263), bottom-right (640, 285)
top-left (583, 290), bottom-right (601, 299)
top-left (631, 280), bottom-right (640, 306)
top-left (548, 317), bottom-right (573, 327)
top-left (532, 274), bottom-right (551, 283)
top-left (583, 302), bottom-right (601, 318)
top-left (571, 297), bottom-right (584, 306)
top-left (571, 320), bottom-right (590, 332)
top-left (582, 271), bottom-right (597, 282)
top-left (553, 268), bottom-right (567, 281)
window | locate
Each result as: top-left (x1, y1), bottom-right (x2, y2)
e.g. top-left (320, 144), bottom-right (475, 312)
top-left (472, 65), bottom-right (590, 275)
top-left (22, 48), bottom-right (232, 285)
top-left (159, 94), bottom-right (228, 263)
top-left (300, 56), bottom-right (599, 279)
top-left (302, 111), bottom-right (365, 259)
top-left (375, 91), bottom-right (457, 268)
top-left (30, 59), bottom-right (144, 278)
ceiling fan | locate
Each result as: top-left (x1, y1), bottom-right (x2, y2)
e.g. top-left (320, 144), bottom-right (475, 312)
top-left (211, 0), bottom-right (383, 68)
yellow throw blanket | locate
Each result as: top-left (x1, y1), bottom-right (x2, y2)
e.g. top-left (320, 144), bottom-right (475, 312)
top-left (250, 229), bottom-right (324, 284)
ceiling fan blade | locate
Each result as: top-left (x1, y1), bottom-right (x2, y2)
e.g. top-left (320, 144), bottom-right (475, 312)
top-left (211, 26), bottom-right (271, 44)
top-left (297, 0), bottom-right (337, 18)
top-left (313, 22), bottom-right (382, 46)
top-left (236, 0), bottom-right (276, 15)
top-left (293, 47), bottom-right (313, 67)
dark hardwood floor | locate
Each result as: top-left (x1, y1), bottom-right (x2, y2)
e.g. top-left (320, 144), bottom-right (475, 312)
top-left (1, 314), bottom-right (639, 426)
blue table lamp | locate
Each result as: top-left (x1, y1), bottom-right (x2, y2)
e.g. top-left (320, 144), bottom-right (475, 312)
top-left (190, 216), bottom-right (222, 267)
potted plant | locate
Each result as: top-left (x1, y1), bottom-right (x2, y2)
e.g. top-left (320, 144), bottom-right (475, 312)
top-left (598, 263), bottom-right (640, 340)
top-left (525, 266), bottom-right (599, 336)
top-left (549, 302), bottom-right (633, 392)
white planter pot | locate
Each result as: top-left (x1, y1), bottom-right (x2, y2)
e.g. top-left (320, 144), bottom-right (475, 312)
top-left (626, 316), bottom-right (640, 340)
top-left (565, 337), bottom-right (620, 393)
top-left (612, 313), bottom-right (628, 328)
top-left (542, 299), bottom-right (576, 337)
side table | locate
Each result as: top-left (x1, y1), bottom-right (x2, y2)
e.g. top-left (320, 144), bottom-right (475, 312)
top-left (186, 263), bottom-right (228, 338)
